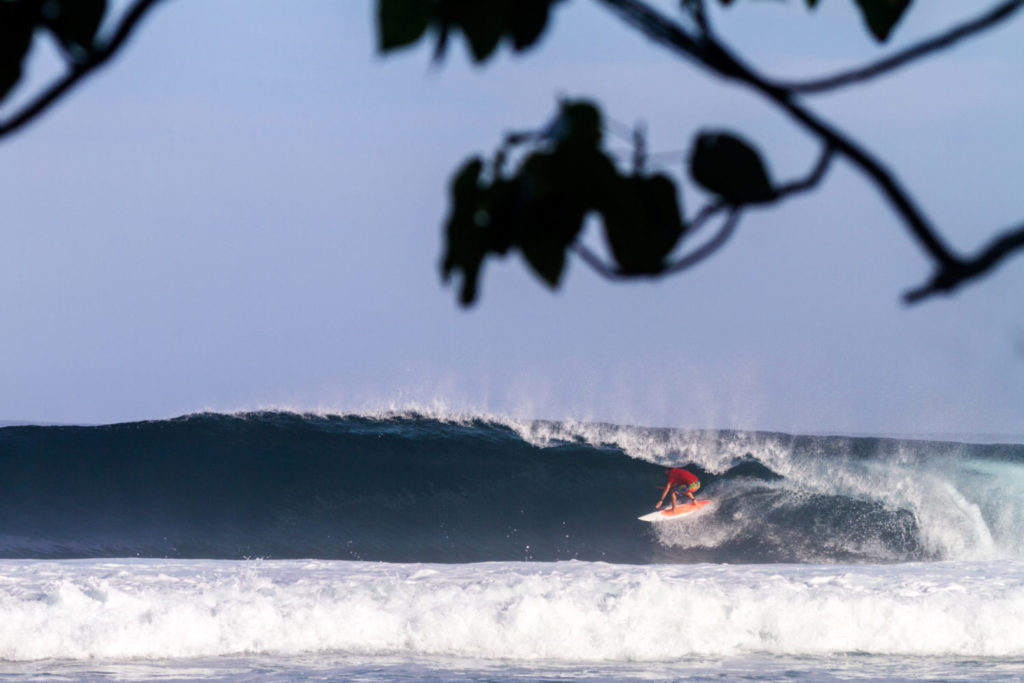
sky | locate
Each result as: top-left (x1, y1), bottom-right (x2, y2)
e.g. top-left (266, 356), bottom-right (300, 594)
top-left (0, 0), bottom-right (1022, 438)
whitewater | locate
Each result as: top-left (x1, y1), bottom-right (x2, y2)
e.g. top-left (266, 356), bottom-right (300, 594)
top-left (2, 411), bottom-right (1023, 680)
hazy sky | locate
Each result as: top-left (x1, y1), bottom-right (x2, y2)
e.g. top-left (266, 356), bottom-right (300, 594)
top-left (1, 0), bottom-right (1022, 437)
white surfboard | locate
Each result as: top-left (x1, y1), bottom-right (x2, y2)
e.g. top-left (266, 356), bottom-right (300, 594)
top-left (638, 499), bottom-right (711, 522)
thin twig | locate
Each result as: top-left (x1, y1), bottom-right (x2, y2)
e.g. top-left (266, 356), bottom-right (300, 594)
top-left (645, 148), bottom-right (687, 164)
top-left (688, 144), bottom-right (834, 237)
top-left (689, 0), bottom-right (709, 36)
top-left (572, 208), bottom-right (743, 280)
top-left (687, 200), bottom-right (728, 237)
top-left (664, 209), bottom-right (741, 275)
top-left (594, 0), bottom-right (706, 66)
top-left (0, 0), bottom-right (166, 140)
top-left (773, 145), bottom-right (835, 197)
top-left (676, 0), bottom-right (711, 38)
top-left (904, 222), bottom-right (1024, 303)
top-left (777, 0), bottom-right (1024, 94)
top-left (603, 115), bottom-right (636, 144)
top-left (572, 243), bottom-right (627, 281)
top-left (632, 122), bottom-right (646, 174)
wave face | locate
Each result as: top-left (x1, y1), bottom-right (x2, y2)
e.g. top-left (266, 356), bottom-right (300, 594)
top-left (1, 412), bottom-right (1021, 563)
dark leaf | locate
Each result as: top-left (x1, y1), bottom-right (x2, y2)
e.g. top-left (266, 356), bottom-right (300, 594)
top-left (806, 0), bottom-right (821, 7)
top-left (602, 174), bottom-right (685, 274)
top-left (441, 157), bottom-right (489, 305)
top-left (378, 0), bottom-right (433, 52)
top-left (40, 0), bottom-right (106, 56)
top-left (519, 231), bottom-right (567, 287)
top-left (451, 157), bottom-right (483, 203)
top-left (519, 153), bottom-right (586, 224)
top-left (514, 150), bottom-right (593, 287)
top-left (568, 147), bottom-right (620, 214)
top-left (508, 0), bottom-right (561, 51)
top-left (455, 0), bottom-right (509, 62)
top-left (548, 100), bottom-right (603, 149)
top-left (689, 130), bottom-right (775, 204)
top-left (456, 257), bottom-right (483, 305)
top-left (0, 2), bottom-right (37, 102)
top-left (854, 0), bottom-right (911, 42)
top-left (440, 100), bottom-right (617, 301)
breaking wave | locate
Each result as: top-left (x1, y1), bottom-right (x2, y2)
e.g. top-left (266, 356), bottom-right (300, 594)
top-left (1, 411), bottom-right (1021, 563)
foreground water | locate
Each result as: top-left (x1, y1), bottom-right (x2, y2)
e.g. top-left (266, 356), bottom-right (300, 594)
top-left (3, 558), bottom-right (1024, 681)
top-left (1, 411), bottom-right (1023, 680)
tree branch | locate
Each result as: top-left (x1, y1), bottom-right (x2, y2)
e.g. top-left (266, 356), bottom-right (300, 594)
top-left (664, 209), bottom-right (740, 275)
top-left (573, 144), bottom-right (831, 280)
top-left (688, 143), bottom-right (835, 237)
top-left (904, 222), bottom-right (1024, 303)
top-left (593, 0), bottom-right (708, 67)
top-left (572, 209), bottom-right (743, 281)
top-left (754, 77), bottom-right (962, 269)
top-left (772, 143), bottom-right (835, 199)
top-left (0, 0), bottom-right (166, 140)
top-left (777, 1), bottom-right (1024, 94)
top-left (686, 200), bottom-right (727, 238)
top-left (594, 0), bottom-right (964, 272)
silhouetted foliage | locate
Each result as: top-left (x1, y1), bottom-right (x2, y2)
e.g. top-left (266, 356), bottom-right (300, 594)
top-left (0, 0), bottom-right (105, 101)
top-left (378, 0), bottom-right (568, 61)
top-left (384, 0), bottom-right (1024, 306)
top-left (1, 0), bottom-right (1022, 306)
top-left (689, 132), bottom-right (775, 206)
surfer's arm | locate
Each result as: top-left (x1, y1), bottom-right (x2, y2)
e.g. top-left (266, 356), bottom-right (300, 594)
top-left (656, 482), bottom-right (671, 508)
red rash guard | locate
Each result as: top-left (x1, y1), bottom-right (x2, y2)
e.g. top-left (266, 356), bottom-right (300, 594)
top-left (667, 468), bottom-right (699, 486)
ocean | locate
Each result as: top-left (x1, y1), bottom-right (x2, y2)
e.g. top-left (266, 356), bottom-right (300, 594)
top-left (1, 411), bottom-right (1023, 681)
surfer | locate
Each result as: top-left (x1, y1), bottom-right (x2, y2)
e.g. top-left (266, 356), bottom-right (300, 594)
top-left (656, 468), bottom-right (700, 511)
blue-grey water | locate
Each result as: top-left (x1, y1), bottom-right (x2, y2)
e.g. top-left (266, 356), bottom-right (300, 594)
top-left (1, 411), bottom-right (1022, 680)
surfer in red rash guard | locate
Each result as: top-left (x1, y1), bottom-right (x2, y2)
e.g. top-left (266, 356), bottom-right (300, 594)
top-left (656, 468), bottom-right (701, 512)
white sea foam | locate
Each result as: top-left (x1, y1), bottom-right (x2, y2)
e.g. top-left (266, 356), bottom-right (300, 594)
top-left (2, 559), bottom-right (1024, 662)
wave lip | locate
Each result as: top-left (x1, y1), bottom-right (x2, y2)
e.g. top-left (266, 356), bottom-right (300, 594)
top-left (3, 559), bottom-right (1024, 661)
